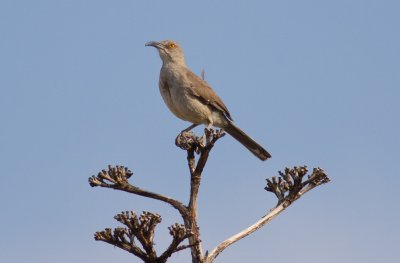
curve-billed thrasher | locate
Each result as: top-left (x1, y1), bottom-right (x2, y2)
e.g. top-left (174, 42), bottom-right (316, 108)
top-left (145, 40), bottom-right (271, 161)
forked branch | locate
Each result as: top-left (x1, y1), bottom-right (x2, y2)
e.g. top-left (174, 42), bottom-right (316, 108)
top-left (89, 130), bottom-right (330, 263)
top-left (89, 129), bottom-right (225, 263)
top-left (174, 129), bottom-right (225, 263)
top-left (95, 211), bottom-right (193, 263)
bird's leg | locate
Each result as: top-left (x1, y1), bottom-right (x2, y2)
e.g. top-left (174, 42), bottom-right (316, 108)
top-left (200, 122), bottom-right (213, 147)
top-left (175, 124), bottom-right (199, 147)
top-left (205, 122), bottom-right (213, 132)
top-left (181, 123), bottom-right (199, 133)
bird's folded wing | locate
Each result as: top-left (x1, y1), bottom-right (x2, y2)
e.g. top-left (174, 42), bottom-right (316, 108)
top-left (185, 69), bottom-right (233, 121)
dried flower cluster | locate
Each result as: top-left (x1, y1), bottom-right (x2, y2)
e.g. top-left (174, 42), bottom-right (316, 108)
top-left (89, 165), bottom-right (132, 187)
top-left (265, 166), bottom-right (330, 205)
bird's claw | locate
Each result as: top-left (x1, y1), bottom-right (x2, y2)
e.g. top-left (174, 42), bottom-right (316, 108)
top-left (175, 127), bottom-right (224, 151)
top-left (201, 127), bottom-right (213, 147)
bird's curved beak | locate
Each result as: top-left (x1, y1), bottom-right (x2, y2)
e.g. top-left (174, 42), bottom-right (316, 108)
top-left (145, 41), bottom-right (163, 49)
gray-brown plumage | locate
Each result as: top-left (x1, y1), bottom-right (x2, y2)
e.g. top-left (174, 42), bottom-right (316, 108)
top-left (145, 40), bottom-right (271, 161)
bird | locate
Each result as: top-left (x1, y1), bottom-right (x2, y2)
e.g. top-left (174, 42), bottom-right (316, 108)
top-left (145, 40), bottom-right (271, 161)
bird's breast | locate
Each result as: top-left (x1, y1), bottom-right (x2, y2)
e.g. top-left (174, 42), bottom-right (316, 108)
top-left (159, 68), bottom-right (210, 124)
top-left (158, 65), bottom-right (228, 128)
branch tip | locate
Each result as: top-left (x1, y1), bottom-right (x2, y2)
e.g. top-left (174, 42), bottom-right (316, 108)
top-left (265, 166), bottom-right (330, 205)
top-left (88, 165), bottom-right (133, 187)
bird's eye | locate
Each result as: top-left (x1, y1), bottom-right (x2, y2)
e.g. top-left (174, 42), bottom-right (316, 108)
top-left (169, 43), bottom-right (176, 48)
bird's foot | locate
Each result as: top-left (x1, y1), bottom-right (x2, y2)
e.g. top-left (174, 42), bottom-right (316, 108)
top-left (175, 128), bottom-right (225, 151)
top-left (200, 127), bottom-right (213, 147)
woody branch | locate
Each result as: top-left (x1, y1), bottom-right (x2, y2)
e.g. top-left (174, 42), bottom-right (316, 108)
top-left (203, 166), bottom-right (330, 263)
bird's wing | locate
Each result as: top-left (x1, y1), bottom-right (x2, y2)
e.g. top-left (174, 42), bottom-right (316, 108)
top-left (185, 69), bottom-right (233, 121)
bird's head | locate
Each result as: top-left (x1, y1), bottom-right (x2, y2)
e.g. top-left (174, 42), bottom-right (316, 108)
top-left (145, 40), bottom-right (186, 65)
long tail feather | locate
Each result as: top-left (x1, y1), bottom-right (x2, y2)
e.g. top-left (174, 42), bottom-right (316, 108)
top-left (224, 122), bottom-right (271, 161)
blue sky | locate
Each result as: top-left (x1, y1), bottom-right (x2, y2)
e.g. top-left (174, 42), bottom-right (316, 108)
top-left (0, 1), bottom-right (399, 262)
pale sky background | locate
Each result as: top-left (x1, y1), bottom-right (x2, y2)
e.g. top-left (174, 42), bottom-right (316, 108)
top-left (1, 1), bottom-right (399, 263)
